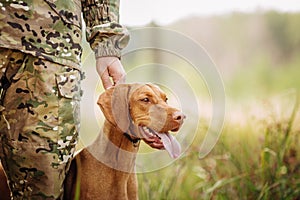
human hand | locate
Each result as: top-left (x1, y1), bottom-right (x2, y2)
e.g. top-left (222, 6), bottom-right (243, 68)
top-left (96, 56), bottom-right (126, 89)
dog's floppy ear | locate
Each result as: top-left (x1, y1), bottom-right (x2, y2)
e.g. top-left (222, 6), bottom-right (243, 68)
top-left (98, 84), bottom-right (134, 132)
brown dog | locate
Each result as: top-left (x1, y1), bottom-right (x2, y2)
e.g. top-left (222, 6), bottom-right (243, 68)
top-left (64, 83), bottom-right (185, 200)
top-left (0, 83), bottom-right (185, 200)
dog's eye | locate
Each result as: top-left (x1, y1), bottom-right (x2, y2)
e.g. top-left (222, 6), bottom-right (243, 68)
top-left (165, 97), bottom-right (168, 102)
top-left (140, 98), bottom-right (150, 103)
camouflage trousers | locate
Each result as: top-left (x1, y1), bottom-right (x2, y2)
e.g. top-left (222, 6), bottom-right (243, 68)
top-left (0, 48), bottom-right (81, 200)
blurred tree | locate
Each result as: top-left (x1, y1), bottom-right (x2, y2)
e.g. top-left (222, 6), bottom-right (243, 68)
top-left (266, 12), bottom-right (300, 62)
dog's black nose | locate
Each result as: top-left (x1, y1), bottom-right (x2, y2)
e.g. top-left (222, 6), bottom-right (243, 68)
top-left (173, 111), bottom-right (186, 122)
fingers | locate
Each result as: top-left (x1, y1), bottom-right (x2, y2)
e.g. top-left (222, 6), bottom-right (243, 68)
top-left (96, 57), bottom-right (126, 89)
top-left (100, 69), bottom-right (113, 89)
top-left (109, 59), bottom-right (126, 85)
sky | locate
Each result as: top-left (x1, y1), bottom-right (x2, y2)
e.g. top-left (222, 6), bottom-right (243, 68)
top-left (120, 0), bottom-right (300, 26)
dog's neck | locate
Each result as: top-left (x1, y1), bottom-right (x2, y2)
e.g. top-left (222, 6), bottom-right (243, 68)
top-left (87, 120), bottom-right (140, 173)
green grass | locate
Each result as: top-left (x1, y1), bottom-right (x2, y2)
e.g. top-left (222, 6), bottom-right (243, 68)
top-left (137, 93), bottom-right (300, 200)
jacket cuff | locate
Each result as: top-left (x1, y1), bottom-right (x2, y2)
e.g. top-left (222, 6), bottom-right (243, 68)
top-left (94, 37), bottom-right (121, 58)
top-left (92, 30), bottom-right (130, 59)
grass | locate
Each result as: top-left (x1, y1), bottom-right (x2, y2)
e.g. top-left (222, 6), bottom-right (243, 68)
top-left (137, 92), bottom-right (300, 200)
top-left (80, 41), bottom-right (300, 199)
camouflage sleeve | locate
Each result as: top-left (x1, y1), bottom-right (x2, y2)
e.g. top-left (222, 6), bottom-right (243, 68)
top-left (81, 0), bottom-right (129, 58)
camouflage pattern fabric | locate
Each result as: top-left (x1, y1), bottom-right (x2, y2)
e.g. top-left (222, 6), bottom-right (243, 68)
top-left (0, 47), bottom-right (82, 199)
top-left (0, 0), bottom-right (129, 69)
top-left (81, 0), bottom-right (130, 58)
top-left (0, 0), bottom-right (128, 199)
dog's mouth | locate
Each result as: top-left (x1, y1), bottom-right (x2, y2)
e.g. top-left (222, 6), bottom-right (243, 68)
top-left (138, 126), bottom-right (181, 159)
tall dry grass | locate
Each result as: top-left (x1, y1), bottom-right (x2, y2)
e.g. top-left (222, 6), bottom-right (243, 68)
top-left (138, 92), bottom-right (300, 199)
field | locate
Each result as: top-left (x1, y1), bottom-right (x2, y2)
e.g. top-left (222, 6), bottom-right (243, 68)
top-left (79, 11), bottom-right (300, 199)
top-left (137, 93), bottom-right (300, 199)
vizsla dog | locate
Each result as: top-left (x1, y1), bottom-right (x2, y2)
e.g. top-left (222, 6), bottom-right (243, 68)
top-left (0, 83), bottom-right (185, 200)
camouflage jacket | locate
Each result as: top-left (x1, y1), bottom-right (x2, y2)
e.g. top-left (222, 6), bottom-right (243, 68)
top-left (0, 0), bottom-right (129, 70)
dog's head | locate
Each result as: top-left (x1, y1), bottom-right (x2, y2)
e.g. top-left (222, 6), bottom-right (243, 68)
top-left (98, 83), bottom-right (185, 158)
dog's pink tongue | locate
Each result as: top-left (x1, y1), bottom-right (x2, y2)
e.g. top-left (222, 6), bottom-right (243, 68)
top-left (156, 133), bottom-right (181, 158)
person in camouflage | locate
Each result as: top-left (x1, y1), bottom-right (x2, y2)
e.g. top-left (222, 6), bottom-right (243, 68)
top-left (0, 0), bottom-right (129, 199)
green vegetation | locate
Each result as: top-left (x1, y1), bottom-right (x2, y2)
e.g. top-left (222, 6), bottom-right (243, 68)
top-left (80, 11), bottom-right (300, 199)
top-left (135, 11), bottom-right (300, 199)
top-left (138, 94), bottom-right (300, 199)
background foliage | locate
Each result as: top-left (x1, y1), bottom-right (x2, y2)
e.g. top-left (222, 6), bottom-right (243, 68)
top-left (80, 11), bottom-right (300, 199)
